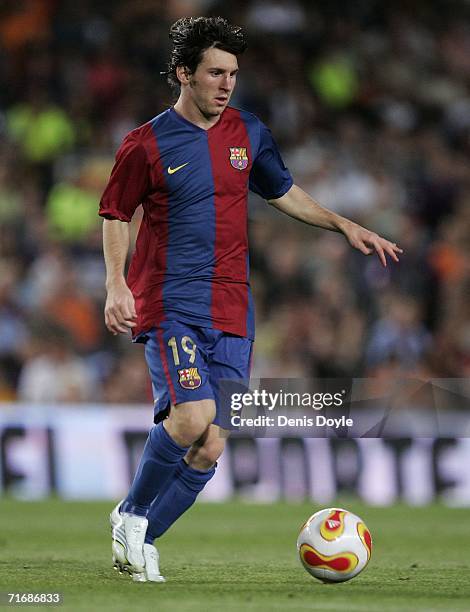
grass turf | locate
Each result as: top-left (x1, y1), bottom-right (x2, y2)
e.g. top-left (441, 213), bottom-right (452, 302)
top-left (0, 500), bottom-right (469, 611)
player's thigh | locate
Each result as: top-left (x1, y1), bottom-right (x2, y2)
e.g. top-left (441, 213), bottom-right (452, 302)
top-left (209, 334), bottom-right (253, 427)
top-left (144, 322), bottom-right (214, 412)
top-left (144, 322), bottom-right (216, 440)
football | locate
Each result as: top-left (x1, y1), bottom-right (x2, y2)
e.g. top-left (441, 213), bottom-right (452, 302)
top-left (297, 508), bottom-right (372, 583)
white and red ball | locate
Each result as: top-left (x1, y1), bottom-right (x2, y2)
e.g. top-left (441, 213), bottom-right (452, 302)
top-left (297, 508), bottom-right (372, 583)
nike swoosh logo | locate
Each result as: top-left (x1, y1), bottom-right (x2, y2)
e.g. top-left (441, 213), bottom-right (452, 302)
top-left (167, 163), bottom-right (189, 175)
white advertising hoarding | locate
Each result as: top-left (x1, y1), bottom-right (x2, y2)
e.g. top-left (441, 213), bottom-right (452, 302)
top-left (1, 403), bottom-right (470, 505)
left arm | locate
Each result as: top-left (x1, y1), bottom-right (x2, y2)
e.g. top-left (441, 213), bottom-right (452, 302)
top-left (268, 184), bottom-right (403, 267)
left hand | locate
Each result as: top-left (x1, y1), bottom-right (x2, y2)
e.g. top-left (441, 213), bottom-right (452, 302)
top-left (342, 222), bottom-right (403, 267)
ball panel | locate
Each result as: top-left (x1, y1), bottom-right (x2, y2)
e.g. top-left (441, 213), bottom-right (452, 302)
top-left (357, 522), bottom-right (372, 561)
top-left (319, 509), bottom-right (346, 541)
top-left (300, 543), bottom-right (359, 573)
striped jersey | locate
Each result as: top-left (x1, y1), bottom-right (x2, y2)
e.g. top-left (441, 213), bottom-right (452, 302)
top-left (99, 106), bottom-right (293, 339)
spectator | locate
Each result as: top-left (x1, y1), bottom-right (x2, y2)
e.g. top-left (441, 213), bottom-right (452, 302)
top-left (0, 2), bottom-right (468, 401)
top-left (17, 321), bottom-right (97, 403)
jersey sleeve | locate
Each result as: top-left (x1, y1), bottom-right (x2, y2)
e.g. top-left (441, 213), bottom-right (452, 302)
top-left (249, 122), bottom-right (293, 200)
top-left (99, 131), bottom-right (150, 222)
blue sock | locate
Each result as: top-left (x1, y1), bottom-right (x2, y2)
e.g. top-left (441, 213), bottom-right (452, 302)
top-left (144, 460), bottom-right (216, 543)
top-left (121, 423), bottom-right (189, 517)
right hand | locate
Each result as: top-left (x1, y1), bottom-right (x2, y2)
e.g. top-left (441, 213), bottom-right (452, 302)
top-left (104, 282), bottom-right (137, 335)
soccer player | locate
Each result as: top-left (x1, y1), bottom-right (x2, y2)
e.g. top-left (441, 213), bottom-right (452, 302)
top-left (99, 16), bottom-right (402, 582)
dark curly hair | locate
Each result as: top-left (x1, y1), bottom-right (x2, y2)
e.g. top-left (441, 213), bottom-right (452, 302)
top-left (165, 17), bottom-right (247, 90)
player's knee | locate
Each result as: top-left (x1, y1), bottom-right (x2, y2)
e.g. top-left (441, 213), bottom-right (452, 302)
top-left (166, 410), bottom-right (214, 447)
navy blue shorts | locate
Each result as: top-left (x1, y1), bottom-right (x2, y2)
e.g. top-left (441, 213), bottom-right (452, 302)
top-left (141, 321), bottom-right (253, 427)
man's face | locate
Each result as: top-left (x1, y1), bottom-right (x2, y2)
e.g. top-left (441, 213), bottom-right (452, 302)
top-left (184, 46), bottom-right (239, 118)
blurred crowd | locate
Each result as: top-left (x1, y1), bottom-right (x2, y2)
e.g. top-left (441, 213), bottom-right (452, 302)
top-left (0, 0), bottom-right (469, 403)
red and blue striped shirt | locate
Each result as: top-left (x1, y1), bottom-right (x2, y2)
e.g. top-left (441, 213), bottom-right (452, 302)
top-left (99, 106), bottom-right (293, 339)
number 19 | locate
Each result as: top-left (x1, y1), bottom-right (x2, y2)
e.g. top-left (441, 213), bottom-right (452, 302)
top-left (168, 336), bottom-right (197, 365)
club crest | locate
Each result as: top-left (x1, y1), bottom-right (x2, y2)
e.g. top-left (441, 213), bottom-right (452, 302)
top-left (178, 367), bottom-right (202, 389)
top-left (229, 147), bottom-right (249, 170)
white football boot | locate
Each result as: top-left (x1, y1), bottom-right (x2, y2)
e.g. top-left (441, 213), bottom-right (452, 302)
top-left (110, 500), bottom-right (148, 581)
top-left (143, 543), bottom-right (166, 582)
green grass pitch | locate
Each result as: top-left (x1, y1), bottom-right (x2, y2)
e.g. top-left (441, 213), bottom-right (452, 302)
top-left (0, 499), bottom-right (469, 611)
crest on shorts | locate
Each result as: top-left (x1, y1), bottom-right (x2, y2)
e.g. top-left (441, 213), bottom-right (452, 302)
top-left (229, 147), bottom-right (249, 170)
top-left (178, 367), bottom-right (202, 389)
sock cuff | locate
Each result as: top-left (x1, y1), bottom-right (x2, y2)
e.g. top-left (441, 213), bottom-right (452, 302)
top-left (120, 501), bottom-right (148, 516)
top-left (149, 422), bottom-right (190, 460)
top-left (180, 460), bottom-right (216, 488)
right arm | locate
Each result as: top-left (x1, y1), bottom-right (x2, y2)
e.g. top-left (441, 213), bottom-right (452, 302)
top-left (103, 219), bottom-right (137, 335)
top-left (99, 130), bottom-right (150, 335)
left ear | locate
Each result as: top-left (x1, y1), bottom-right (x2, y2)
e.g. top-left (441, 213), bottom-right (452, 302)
top-left (176, 65), bottom-right (191, 85)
